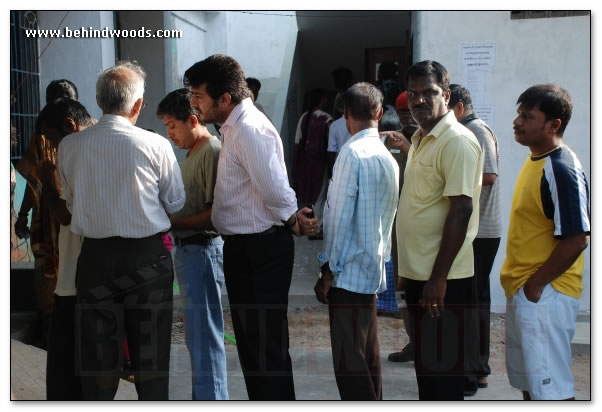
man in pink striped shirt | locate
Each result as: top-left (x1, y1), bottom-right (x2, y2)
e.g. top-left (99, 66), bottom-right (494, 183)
top-left (184, 55), bottom-right (316, 400)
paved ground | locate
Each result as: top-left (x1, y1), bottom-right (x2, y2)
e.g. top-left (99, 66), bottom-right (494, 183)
top-left (10, 236), bottom-right (591, 401)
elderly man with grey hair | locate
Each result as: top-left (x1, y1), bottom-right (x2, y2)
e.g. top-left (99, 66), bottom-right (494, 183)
top-left (58, 61), bottom-right (185, 400)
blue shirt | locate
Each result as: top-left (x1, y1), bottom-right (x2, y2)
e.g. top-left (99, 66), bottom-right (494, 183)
top-left (318, 128), bottom-right (400, 294)
top-left (327, 117), bottom-right (352, 153)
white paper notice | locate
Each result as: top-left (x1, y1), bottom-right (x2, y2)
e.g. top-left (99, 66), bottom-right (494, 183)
top-left (463, 70), bottom-right (491, 106)
top-left (461, 43), bottom-right (496, 71)
top-left (473, 104), bottom-right (496, 130)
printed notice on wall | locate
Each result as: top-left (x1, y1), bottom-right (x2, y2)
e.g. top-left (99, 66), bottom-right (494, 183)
top-left (461, 42), bottom-right (496, 71)
top-left (473, 105), bottom-right (496, 130)
top-left (463, 70), bottom-right (491, 106)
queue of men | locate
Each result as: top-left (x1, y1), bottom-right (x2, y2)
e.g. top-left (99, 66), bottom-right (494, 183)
top-left (15, 55), bottom-right (589, 401)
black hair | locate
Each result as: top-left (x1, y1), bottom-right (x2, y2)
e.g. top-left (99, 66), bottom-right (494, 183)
top-left (184, 54), bottom-right (252, 105)
top-left (36, 98), bottom-right (92, 133)
top-left (156, 88), bottom-right (200, 122)
top-left (405, 60), bottom-right (450, 92)
top-left (378, 79), bottom-right (402, 108)
top-left (246, 77), bottom-right (261, 100)
top-left (449, 84), bottom-right (473, 112)
top-left (299, 88), bottom-right (328, 150)
top-left (342, 82), bottom-right (383, 122)
top-left (517, 84), bottom-right (572, 135)
top-left (46, 79), bottom-right (78, 103)
top-left (379, 108), bottom-right (401, 132)
top-left (378, 61), bottom-right (398, 82)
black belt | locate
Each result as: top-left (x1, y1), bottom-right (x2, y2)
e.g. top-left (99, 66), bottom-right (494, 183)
top-left (174, 233), bottom-right (219, 247)
top-left (222, 225), bottom-right (287, 240)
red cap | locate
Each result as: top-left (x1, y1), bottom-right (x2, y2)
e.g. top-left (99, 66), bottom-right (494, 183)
top-left (395, 91), bottom-right (409, 110)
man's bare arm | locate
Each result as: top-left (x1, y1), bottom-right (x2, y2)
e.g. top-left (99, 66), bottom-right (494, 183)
top-left (421, 195), bottom-right (473, 316)
top-left (523, 232), bottom-right (590, 302)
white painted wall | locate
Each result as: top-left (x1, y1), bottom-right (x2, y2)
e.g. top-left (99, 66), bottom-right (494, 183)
top-left (225, 11), bottom-right (298, 133)
top-left (161, 11), bottom-right (296, 154)
top-left (118, 11), bottom-right (170, 137)
top-left (413, 11), bottom-right (591, 312)
top-left (165, 11), bottom-right (210, 92)
top-left (38, 11), bottom-right (115, 120)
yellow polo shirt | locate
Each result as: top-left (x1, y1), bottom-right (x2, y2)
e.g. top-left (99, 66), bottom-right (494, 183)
top-left (500, 147), bottom-right (590, 299)
top-left (397, 111), bottom-right (483, 281)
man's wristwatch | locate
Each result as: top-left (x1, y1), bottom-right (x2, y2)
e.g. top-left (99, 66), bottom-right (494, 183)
top-left (319, 262), bottom-right (333, 280)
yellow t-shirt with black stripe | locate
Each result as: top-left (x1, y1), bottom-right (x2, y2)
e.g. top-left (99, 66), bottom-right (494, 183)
top-left (500, 145), bottom-right (590, 299)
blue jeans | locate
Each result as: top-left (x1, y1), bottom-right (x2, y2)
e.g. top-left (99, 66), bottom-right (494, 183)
top-left (174, 237), bottom-right (228, 400)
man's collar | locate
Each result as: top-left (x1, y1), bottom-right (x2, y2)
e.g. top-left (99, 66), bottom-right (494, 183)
top-left (348, 127), bottom-right (379, 142)
top-left (417, 111), bottom-right (457, 140)
top-left (100, 113), bottom-right (133, 126)
top-left (460, 112), bottom-right (479, 125)
top-left (223, 97), bottom-right (254, 127)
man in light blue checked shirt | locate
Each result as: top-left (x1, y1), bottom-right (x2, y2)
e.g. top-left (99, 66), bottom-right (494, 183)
top-left (315, 82), bottom-right (399, 400)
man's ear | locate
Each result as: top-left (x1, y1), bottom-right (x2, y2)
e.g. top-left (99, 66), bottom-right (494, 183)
top-left (548, 118), bottom-right (562, 134)
top-left (132, 98), bottom-right (143, 116)
top-left (451, 102), bottom-right (464, 118)
top-left (219, 93), bottom-right (232, 108)
top-left (443, 88), bottom-right (451, 105)
top-left (188, 114), bottom-right (199, 128)
top-left (375, 107), bottom-right (384, 122)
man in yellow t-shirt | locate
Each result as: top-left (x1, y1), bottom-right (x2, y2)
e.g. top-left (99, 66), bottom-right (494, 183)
top-left (502, 84), bottom-right (590, 401)
top-left (384, 60), bottom-right (483, 401)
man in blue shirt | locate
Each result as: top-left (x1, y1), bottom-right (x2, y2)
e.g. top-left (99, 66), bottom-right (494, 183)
top-left (314, 82), bottom-right (399, 400)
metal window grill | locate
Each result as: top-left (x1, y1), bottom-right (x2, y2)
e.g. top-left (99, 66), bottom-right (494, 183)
top-left (10, 10), bottom-right (41, 160)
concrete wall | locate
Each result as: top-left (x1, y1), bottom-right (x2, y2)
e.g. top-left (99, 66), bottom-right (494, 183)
top-left (225, 11), bottom-right (298, 133)
top-left (38, 11), bottom-right (116, 119)
top-left (164, 10), bottom-right (214, 92)
top-left (118, 11), bottom-right (169, 136)
top-left (413, 11), bottom-right (591, 312)
top-left (159, 11), bottom-right (297, 161)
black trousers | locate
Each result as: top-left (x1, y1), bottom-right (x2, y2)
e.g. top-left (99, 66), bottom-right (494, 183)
top-left (47, 295), bottom-right (82, 400)
top-left (405, 277), bottom-right (475, 400)
top-left (75, 235), bottom-right (173, 400)
top-left (468, 237), bottom-right (501, 379)
top-left (223, 229), bottom-right (296, 400)
top-left (328, 288), bottom-right (382, 400)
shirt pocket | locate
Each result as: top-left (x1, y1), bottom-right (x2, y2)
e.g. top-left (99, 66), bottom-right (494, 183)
top-left (410, 163), bottom-right (437, 202)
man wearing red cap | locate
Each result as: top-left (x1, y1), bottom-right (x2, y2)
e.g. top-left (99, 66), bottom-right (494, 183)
top-left (396, 91), bottom-right (419, 139)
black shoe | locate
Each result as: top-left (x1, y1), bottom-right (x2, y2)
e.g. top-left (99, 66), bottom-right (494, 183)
top-left (464, 380), bottom-right (478, 397)
top-left (388, 343), bottom-right (414, 362)
top-left (464, 388), bottom-right (477, 397)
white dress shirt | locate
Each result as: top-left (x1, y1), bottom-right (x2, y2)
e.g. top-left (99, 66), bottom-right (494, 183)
top-left (212, 98), bottom-right (297, 235)
top-left (58, 114), bottom-right (185, 238)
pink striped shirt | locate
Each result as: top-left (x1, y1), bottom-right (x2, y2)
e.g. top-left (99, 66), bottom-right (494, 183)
top-left (211, 98), bottom-right (297, 235)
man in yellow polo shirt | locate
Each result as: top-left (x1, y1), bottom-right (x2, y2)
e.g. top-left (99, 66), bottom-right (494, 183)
top-left (501, 84), bottom-right (590, 401)
top-left (393, 60), bottom-right (483, 400)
